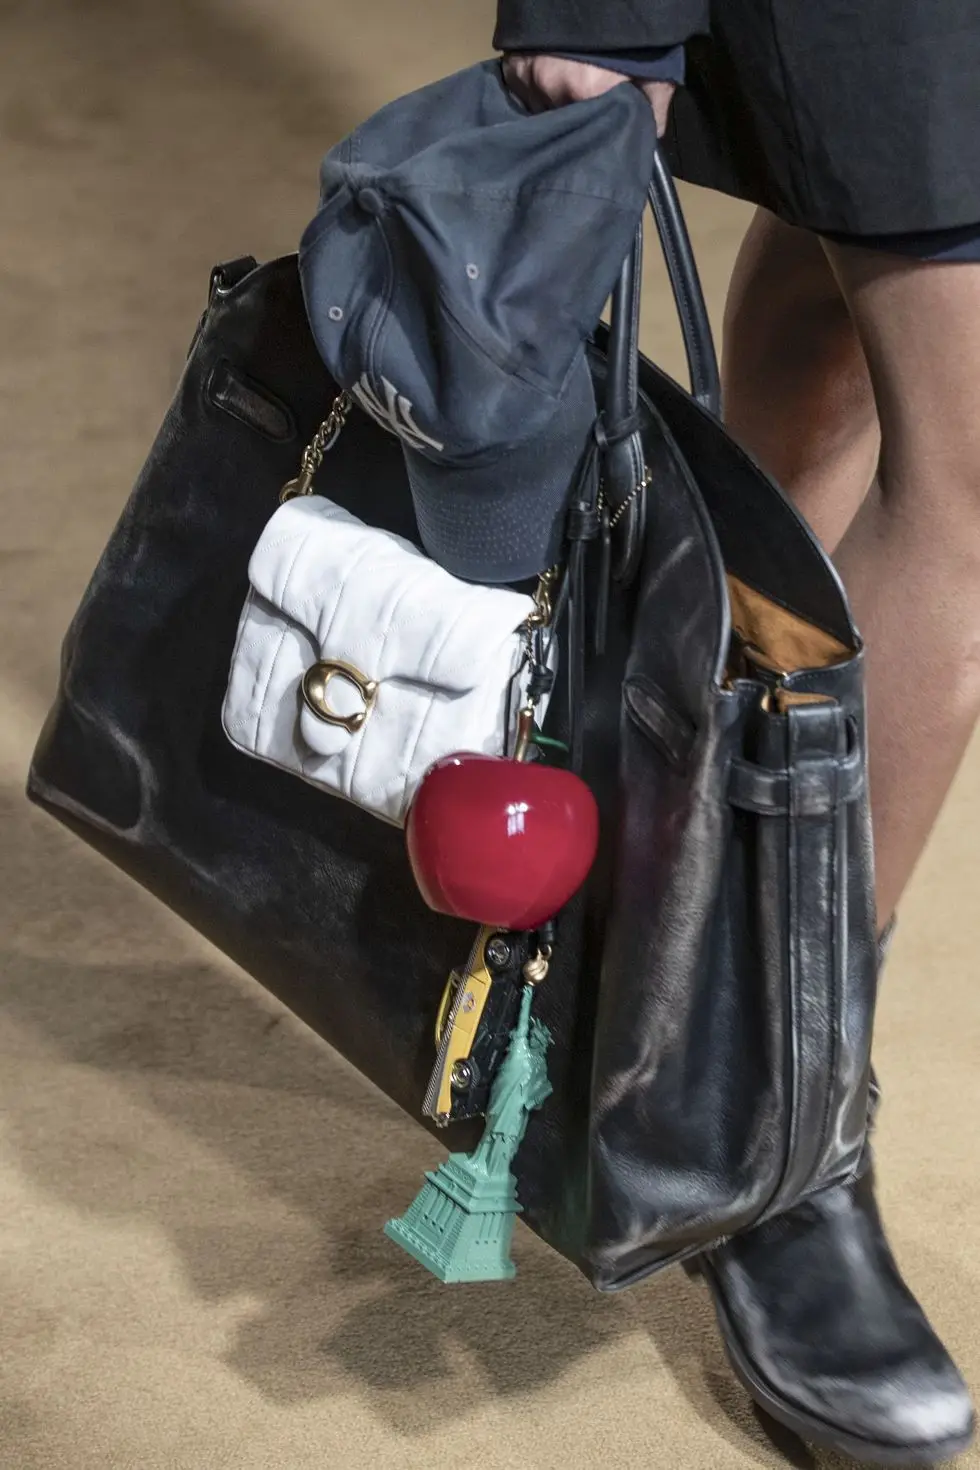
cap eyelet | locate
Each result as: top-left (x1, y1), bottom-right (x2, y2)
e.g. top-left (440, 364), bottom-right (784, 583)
top-left (465, 263), bottom-right (480, 281)
top-left (327, 305), bottom-right (344, 322)
top-left (355, 187), bottom-right (385, 217)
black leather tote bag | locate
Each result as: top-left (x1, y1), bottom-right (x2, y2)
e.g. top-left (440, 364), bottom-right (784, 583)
top-left (28, 151), bottom-right (878, 1290)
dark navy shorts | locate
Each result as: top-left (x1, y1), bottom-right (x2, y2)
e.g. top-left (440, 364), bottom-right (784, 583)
top-left (551, 50), bottom-right (980, 261)
top-left (822, 222), bottom-right (980, 262)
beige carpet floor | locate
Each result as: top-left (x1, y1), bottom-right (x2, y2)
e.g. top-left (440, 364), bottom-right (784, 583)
top-left (1, 3), bottom-right (977, 1467)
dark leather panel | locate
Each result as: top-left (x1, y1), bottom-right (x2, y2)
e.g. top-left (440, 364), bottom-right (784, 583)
top-left (205, 357), bottom-right (296, 442)
top-left (27, 244), bottom-right (877, 1288)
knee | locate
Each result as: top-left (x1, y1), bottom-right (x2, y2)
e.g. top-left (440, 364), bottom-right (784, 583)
top-left (826, 248), bottom-right (980, 525)
top-left (878, 442), bottom-right (980, 540)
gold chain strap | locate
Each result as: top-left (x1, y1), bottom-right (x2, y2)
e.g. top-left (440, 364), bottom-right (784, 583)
top-left (280, 394), bottom-right (561, 1003)
top-left (603, 464), bottom-right (653, 530)
top-left (282, 394), bottom-right (649, 533)
top-left (279, 391), bottom-right (353, 503)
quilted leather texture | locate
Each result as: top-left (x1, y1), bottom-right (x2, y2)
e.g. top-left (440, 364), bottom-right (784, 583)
top-left (222, 496), bottom-right (537, 825)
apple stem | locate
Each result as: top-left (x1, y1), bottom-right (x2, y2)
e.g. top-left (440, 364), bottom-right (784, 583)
top-left (513, 706), bottom-right (536, 763)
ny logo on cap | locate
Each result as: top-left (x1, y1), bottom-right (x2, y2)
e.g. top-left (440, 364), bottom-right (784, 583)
top-left (351, 375), bottom-right (445, 453)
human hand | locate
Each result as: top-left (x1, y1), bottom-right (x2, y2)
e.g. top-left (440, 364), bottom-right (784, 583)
top-left (502, 54), bottom-right (675, 136)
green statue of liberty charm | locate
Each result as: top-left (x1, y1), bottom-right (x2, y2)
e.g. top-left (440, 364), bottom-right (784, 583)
top-left (385, 984), bottom-right (552, 1283)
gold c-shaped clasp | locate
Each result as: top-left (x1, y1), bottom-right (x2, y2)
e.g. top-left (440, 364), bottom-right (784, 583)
top-left (301, 660), bottom-right (378, 734)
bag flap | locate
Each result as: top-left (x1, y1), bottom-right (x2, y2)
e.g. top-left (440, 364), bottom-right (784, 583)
top-left (246, 496), bottom-right (536, 693)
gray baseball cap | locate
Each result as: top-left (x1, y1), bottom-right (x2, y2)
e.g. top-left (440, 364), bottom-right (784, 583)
top-left (299, 61), bottom-right (655, 583)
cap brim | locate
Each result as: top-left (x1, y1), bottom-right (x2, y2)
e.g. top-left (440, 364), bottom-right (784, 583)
top-left (404, 353), bottom-right (597, 584)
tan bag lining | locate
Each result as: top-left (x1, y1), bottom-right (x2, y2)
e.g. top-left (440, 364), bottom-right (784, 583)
top-left (727, 574), bottom-right (850, 675)
top-left (726, 575), bottom-right (851, 709)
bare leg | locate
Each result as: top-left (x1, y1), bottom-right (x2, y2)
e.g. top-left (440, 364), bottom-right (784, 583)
top-left (723, 210), bottom-right (880, 550)
top-left (819, 242), bottom-right (980, 921)
top-left (722, 209), bottom-right (980, 923)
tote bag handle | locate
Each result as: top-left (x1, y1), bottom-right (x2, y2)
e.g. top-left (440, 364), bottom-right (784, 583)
top-left (601, 144), bottom-right (721, 582)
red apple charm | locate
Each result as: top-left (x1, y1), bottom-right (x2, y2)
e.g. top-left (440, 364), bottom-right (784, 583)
top-left (406, 751), bottom-right (600, 930)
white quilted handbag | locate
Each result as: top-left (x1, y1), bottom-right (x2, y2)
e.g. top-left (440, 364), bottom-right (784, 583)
top-left (222, 495), bottom-right (550, 826)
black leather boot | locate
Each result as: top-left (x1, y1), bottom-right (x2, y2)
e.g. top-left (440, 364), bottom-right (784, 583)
top-left (695, 927), bottom-right (975, 1464)
top-left (698, 1168), bottom-right (975, 1464)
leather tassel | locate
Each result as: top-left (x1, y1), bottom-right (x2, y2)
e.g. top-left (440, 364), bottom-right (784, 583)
top-left (568, 543), bottom-right (586, 774)
top-left (595, 506), bottom-right (612, 657)
top-left (561, 434), bottom-right (602, 774)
